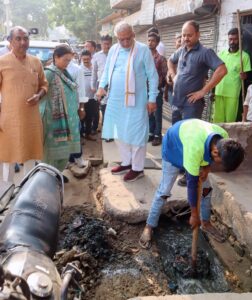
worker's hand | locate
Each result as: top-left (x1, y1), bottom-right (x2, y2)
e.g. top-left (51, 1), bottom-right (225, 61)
top-left (147, 102), bottom-right (157, 114)
top-left (190, 211), bottom-right (201, 229)
top-left (91, 88), bottom-right (96, 93)
top-left (240, 72), bottom-right (247, 80)
top-left (78, 108), bottom-right (86, 121)
top-left (26, 94), bottom-right (40, 106)
top-left (96, 88), bottom-right (106, 101)
top-left (187, 90), bottom-right (206, 103)
top-left (199, 165), bottom-right (210, 182)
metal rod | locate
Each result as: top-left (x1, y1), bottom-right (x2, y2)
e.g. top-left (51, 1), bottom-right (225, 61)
top-left (236, 9), bottom-right (245, 103)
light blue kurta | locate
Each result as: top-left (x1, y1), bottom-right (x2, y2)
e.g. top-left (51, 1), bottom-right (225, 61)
top-left (99, 42), bottom-right (159, 146)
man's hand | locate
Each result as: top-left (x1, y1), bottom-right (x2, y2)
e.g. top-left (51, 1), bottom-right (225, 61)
top-left (26, 94), bottom-right (40, 106)
top-left (91, 88), bottom-right (96, 93)
top-left (78, 109), bottom-right (86, 121)
top-left (96, 88), bottom-right (106, 101)
top-left (190, 208), bottom-right (201, 229)
top-left (240, 72), bottom-right (247, 80)
top-left (147, 102), bottom-right (157, 114)
top-left (187, 90), bottom-right (206, 103)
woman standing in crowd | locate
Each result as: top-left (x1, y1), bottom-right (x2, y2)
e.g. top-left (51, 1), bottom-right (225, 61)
top-left (40, 44), bottom-right (81, 182)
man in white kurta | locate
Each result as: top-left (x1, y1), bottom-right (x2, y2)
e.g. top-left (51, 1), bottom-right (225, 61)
top-left (97, 22), bottom-right (159, 182)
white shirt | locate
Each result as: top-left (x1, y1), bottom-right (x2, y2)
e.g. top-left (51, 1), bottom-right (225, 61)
top-left (244, 84), bottom-right (252, 121)
top-left (91, 50), bottom-right (108, 90)
top-left (156, 41), bottom-right (166, 57)
top-left (67, 60), bottom-right (88, 103)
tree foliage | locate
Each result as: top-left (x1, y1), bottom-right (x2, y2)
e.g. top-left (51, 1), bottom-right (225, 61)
top-left (0, 0), bottom-right (49, 38)
top-left (48, 0), bottom-right (113, 42)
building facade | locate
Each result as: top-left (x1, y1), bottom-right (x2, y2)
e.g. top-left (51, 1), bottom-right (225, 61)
top-left (104, 0), bottom-right (252, 121)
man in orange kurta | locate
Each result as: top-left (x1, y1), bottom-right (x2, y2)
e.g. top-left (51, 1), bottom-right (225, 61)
top-left (0, 26), bottom-right (48, 182)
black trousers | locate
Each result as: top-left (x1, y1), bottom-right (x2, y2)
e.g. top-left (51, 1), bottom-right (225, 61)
top-left (82, 99), bottom-right (98, 135)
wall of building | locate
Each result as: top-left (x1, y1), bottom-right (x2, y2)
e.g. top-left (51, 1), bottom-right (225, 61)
top-left (217, 0), bottom-right (252, 52)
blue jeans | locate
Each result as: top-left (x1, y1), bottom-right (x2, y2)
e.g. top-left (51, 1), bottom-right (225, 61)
top-left (171, 100), bottom-right (204, 125)
top-left (149, 92), bottom-right (163, 137)
top-left (147, 159), bottom-right (212, 227)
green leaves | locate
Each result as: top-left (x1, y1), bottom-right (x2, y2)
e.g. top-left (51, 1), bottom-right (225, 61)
top-left (48, 0), bottom-right (112, 41)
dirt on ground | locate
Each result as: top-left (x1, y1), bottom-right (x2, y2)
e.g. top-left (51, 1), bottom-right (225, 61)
top-left (56, 158), bottom-right (171, 300)
top-left (54, 138), bottom-right (251, 299)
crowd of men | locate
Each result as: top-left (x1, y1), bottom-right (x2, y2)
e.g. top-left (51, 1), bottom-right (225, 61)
top-left (0, 20), bottom-right (250, 247)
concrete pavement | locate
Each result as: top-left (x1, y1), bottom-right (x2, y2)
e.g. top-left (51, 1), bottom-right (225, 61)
top-left (128, 293), bottom-right (252, 300)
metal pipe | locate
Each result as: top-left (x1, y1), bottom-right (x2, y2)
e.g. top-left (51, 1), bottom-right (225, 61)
top-left (60, 272), bottom-right (73, 300)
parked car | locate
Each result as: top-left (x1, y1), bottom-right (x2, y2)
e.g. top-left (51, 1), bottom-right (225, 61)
top-left (0, 40), bottom-right (61, 65)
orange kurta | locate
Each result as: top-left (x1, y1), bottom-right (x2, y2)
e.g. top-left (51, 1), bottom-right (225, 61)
top-left (0, 53), bottom-right (48, 163)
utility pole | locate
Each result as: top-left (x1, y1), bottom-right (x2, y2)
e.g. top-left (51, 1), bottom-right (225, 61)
top-left (4, 0), bottom-right (11, 35)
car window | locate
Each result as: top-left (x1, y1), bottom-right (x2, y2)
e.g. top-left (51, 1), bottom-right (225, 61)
top-left (27, 47), bottom-right (54, 63)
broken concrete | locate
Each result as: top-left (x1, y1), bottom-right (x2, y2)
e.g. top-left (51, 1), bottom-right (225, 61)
top-left (83, 134), bottom-right (103, 166)
top-left (219, 122), bottom-right (252, 170)
top-left (209, 171), bottom-right (252, 254)
top-left (208, 123), bottom-right (252, 255)
top-left (100, 168), bottom-right (187, 224)
top-left (128, 293), bottom-right (252, 300)
top-left (67, 160), bottom-right (91, 178)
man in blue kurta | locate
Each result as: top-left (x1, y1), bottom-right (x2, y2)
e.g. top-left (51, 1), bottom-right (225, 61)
top-left (97, 22), bottom-right (159, 182)
top-left (139, 119), bottom-right (245, 249)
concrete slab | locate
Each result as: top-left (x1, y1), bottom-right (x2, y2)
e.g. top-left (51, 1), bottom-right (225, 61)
top-left (210, 171), bottom-right (252, 252)
top-left (128, 293), bottom-right (252, 300)
top-left (83, 133), bottom-right (103, 166)
top-left (100, 168), bottom-right (187, 224)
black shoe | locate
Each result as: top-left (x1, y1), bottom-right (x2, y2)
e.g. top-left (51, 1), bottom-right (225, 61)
top-left (177, 173), bottom-right (187, 187)
top-left (152, 136), bottom-right (162, 146)
top-left (63, 175), bottom-right (69, 183)
top-left (14, 163), bottom-right (20, 173)
top-left (148, 135), bottom-right (154, 142)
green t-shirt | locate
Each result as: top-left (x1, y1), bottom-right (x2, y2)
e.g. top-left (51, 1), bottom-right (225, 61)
top-left (179, 120), bottom-right (229, 176)
top-left (215, 50), bottom-right (251, 98)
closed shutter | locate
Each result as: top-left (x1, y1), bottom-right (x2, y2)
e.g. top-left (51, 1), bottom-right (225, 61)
top-left (158, 15), bottom-right (218, 122)
top-left (135, 29), bottom-right (148, 44)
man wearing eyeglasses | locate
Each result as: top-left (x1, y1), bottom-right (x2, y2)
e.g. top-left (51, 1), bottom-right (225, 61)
top-left (96, 21), bottom-right (159, 182)
top-left (168, 20), bottom-right (227, 187)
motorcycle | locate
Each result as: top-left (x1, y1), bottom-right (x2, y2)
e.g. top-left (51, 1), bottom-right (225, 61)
top-left (0, 163), bottom-right (76, 299)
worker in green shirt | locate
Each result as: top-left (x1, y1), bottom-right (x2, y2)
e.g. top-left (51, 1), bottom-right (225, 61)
top-left (213, 27), bottom-right (251, 123)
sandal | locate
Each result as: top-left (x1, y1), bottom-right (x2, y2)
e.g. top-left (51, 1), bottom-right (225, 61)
top-left (201, 224), bottom-right (225, 243)
top-left (139, 227), bottom-right (152, 249)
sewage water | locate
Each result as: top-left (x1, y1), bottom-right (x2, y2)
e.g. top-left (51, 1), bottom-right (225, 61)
top-left (155, 216), bottom-right (230, 294)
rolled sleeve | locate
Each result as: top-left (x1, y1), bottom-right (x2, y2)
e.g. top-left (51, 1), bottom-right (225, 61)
top-left (204, 48), bottom-right (224, 71)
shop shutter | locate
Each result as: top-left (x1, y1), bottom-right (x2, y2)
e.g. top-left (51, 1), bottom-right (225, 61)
top-left (158, 15), bottom-right (218, 122)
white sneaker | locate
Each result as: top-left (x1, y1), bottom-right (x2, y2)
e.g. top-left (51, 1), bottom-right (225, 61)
top-left (74, 157), bottom-right (87, 168)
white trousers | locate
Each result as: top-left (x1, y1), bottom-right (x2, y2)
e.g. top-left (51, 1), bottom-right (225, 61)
top-left (1, 160), bottom-right (36, 182)
top-left (116, 140), bottom-right (146, 171)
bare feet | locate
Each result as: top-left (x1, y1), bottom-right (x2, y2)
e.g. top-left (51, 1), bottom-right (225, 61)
top-left (139, 225), bottom-right (153, 249)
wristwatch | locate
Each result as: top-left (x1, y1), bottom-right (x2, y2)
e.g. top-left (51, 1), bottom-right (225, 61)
top-left (79, 107), bottom-right (85, 111)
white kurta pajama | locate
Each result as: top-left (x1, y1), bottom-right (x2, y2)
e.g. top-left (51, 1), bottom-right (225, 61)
top-left (99, 42), bottom-right (159, 171)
